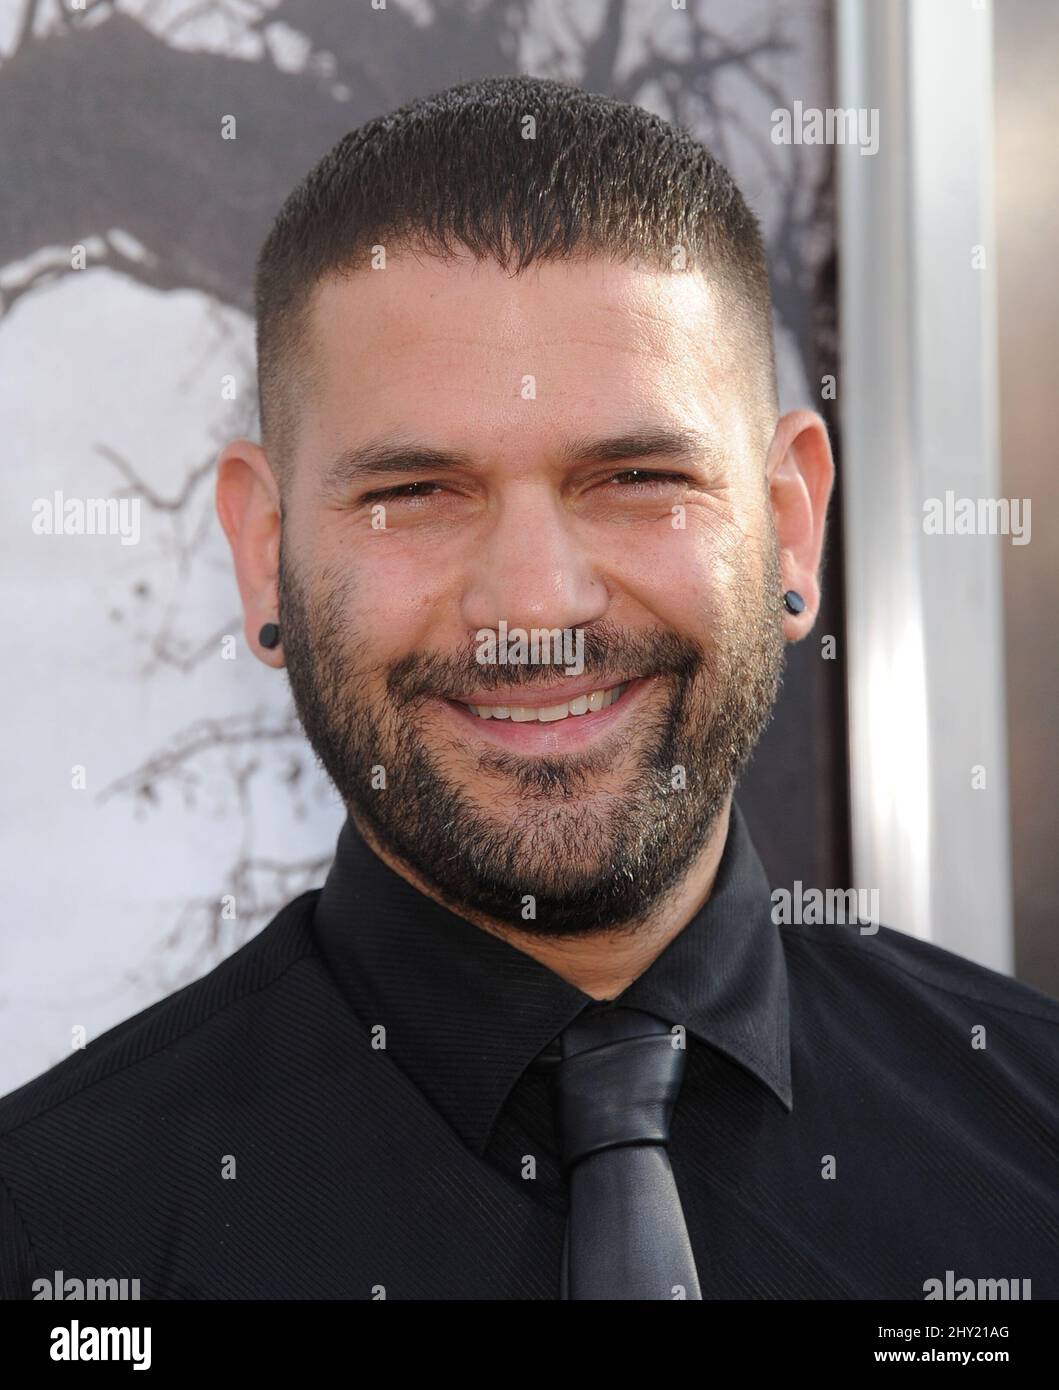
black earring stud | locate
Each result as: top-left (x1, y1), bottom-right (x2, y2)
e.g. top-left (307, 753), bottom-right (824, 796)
top-left (259, 622), bottom-right (281, 649)
top-left (782, 590), bottom-right (805, 616)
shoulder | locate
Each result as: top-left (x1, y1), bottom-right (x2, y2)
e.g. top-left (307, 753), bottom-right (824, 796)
top-left (782, 915), bottom-right (1059, 1036)
top-left (0, 889), bottom-right (323, 1141)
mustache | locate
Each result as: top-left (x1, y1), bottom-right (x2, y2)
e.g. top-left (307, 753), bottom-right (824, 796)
top-left (386, 622), bottom-right (707, 702)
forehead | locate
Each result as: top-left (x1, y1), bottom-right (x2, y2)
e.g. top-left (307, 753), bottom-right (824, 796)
top-left (301, 252), bottom-right (741, 460)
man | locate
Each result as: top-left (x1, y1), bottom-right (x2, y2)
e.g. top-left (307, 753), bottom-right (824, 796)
top-left (1, 76), bottom-right (1056, 1301)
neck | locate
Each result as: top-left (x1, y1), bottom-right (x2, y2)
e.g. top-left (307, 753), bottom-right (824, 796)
top-left (351, 796), bottom-right (733, 1000)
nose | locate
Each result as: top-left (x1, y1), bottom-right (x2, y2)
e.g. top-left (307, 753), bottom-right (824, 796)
top-left (459, 484), bottom-right (609, 637)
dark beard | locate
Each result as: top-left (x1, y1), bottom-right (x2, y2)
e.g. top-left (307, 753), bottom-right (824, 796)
top-left (279, 547), bottom-right (786, 937)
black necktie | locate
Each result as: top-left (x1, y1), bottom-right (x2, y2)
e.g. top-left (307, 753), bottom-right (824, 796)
top-left (537, 1004), bottom-right (702, 1300)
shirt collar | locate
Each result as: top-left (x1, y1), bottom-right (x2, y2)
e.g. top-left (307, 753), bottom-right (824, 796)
top-left (313, 798), bottom-right (792, 1156)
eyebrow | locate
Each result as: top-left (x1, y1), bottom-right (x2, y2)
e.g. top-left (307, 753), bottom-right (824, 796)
top-left (319, 425), bottom-right (722, 498)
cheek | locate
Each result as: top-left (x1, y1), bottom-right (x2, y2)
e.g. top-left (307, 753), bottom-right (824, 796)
top-left (597, 516), bottom-right (733, 631)
top-left (320, 526), bottom-right (456, 659)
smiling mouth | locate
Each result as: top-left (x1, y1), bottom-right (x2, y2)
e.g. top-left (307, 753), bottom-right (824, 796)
top-left (446, 679), bottom-right (634, 725)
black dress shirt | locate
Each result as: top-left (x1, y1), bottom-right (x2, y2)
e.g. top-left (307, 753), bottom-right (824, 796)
top-left (1, 801), bottom-right (1057, 1300)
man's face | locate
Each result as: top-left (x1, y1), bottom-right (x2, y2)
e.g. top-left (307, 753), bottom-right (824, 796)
top-left (279, 252), bottom-right (785, 935)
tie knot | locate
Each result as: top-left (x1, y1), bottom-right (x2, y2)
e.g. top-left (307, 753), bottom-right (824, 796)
top-left (549, 1005), bottom-right (687, 1168)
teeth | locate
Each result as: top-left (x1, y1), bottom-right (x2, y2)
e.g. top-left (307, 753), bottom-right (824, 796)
top-left (464, 683), bottom-right (629, 723)
top-left (537, 702), bottom-right (570, 723)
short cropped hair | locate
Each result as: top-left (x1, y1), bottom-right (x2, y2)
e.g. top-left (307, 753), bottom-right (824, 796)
top-left (254, 74), bottom-right (777, 490)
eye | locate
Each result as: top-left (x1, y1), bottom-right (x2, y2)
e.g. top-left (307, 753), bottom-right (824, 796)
top-left (606, 469), bottom-right (690, 488)
top-left (362, 480), bottom-right (445, 503)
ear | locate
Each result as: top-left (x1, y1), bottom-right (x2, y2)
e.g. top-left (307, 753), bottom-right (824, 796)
top-left (764, 409), bottom-right (835, 641)
top-left (215, 439), bottom-right (285, 667)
